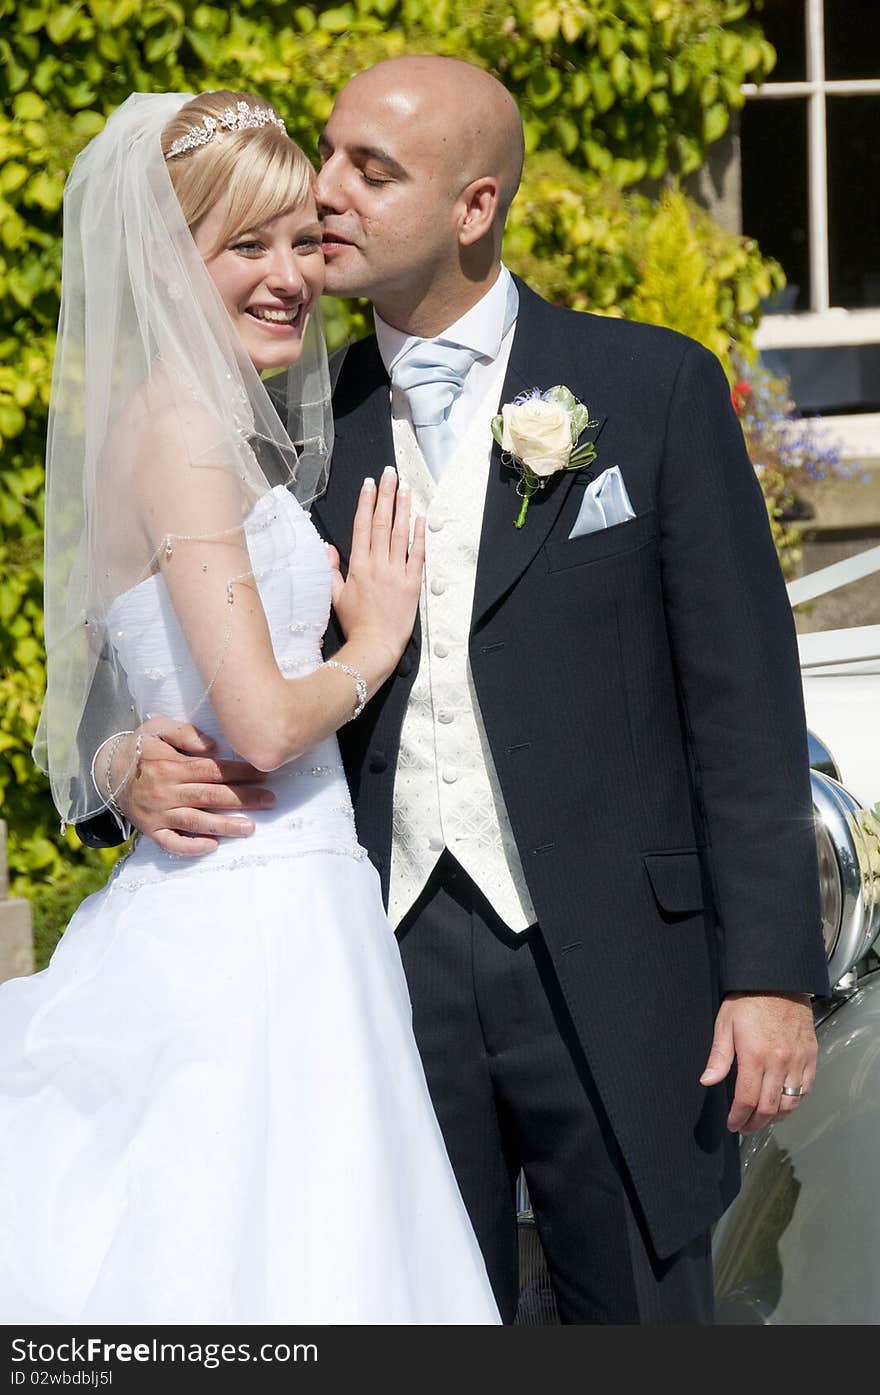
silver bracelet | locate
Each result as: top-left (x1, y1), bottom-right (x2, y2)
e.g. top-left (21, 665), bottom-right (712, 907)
top-left (324, 660), bottom-right (368, 722)
top-left (103, 730), bottom-right (142, 817)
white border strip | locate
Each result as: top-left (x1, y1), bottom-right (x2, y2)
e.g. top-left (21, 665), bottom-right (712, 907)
top-left (787, 544), bottom-right (880, 606)
top-left (798, 624), bottom-right (880, 668)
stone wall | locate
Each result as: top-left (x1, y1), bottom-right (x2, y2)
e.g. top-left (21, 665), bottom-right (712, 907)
top-left (793, 465), bottom-right (880, 635)
top-left (0, 820), bottom-right (33, 982)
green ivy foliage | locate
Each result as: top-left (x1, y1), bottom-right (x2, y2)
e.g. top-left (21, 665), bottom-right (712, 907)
top-left (0, 0), bottom-right (781, 896)
top-left (507, 154), bottom-right (783, 360)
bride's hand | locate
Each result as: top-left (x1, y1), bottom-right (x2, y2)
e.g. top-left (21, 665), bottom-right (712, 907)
top-left (330, 467), bottom-right (425, 677)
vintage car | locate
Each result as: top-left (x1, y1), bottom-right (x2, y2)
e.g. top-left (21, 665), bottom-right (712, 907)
top-left (515, 543), bottom-right (880, 1325)
top-left (713, 544), bottom-right (880, 1324)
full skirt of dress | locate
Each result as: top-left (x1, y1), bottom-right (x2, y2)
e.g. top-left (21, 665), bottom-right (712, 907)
top-left (0, 849), bottom-right (501, 1324)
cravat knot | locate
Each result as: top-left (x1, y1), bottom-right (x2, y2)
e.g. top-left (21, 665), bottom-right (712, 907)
top-left (391, 339), bottom-right (483, 480)
top-left (392, 340), bottom-right (483, 426)
top-left (388, 276), bottom-right (519, 482)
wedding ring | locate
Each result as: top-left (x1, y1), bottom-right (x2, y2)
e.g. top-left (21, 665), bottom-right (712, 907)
top-left (781, 1084), bottom-right (804, 1097)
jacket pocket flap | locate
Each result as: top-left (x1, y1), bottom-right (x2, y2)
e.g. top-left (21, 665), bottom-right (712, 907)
top-left (642, 849), bottom-right (706, 914)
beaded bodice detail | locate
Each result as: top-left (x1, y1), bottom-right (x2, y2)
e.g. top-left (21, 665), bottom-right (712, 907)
top-left (108, 486), bottom-right (363, 888)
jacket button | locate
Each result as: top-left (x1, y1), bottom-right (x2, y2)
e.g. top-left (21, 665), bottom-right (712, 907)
top-left (396, 655), bottom-right (413, 677)
top-left (369, 751), bottom-right (388, 773)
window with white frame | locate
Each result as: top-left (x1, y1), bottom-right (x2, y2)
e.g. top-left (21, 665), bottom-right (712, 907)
top-left (741, 0), bottom-right (880, 376)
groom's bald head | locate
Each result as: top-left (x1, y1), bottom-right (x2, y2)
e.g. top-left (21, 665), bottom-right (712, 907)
top-left (316, 56), bottom-right (524, 335)
top-left (343, 56), bottom-right (524, 217)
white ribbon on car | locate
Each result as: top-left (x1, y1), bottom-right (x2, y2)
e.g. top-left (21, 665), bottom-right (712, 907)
top-left (786, 543), bottom-right (880, 607)
top-left (789, 545), bottom-right (880, 670)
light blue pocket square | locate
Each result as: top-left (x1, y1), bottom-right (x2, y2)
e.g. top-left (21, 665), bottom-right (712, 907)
top-left (567, 465), bottom-right (636, 540)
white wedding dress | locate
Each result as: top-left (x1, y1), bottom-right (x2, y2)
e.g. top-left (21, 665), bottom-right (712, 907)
top-left (0, 485), bottom-right (500, 1324)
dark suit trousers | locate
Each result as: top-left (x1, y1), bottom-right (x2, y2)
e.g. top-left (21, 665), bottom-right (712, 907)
top-left (396, 852), bottom-right (714, 1325)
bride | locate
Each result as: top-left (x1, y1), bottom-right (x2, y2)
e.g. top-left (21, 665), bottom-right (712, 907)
top-left (0, 90), bottom-right (500, 1324)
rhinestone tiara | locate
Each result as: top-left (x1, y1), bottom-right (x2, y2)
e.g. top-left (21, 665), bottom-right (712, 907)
top-left (165, 100), bottom-right (286, 159)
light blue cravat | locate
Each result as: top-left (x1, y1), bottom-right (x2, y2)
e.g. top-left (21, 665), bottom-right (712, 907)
top-left (391, 277), bottom-right (519, 482)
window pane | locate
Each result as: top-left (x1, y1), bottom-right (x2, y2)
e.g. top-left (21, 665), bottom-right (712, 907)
top-left (828, 96), bottom-right (880, 308)
top-left (760, 344), bottom-right (880, 413)
top-left (741, 99), bottom-right (810, 311)
top-left (825, 0), bottom-right (880, 79)
top-left (757, 0), bottom-right (806, 81)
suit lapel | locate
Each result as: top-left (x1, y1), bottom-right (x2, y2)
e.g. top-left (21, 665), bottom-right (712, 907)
top-left (311, 336), bottom-right (393, 563)
top-left (313, 334), bottom-right (423, 656)
top-left (471, 280), bottom-right (606, 628)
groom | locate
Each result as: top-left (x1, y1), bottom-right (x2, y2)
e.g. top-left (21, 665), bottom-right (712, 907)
top-left (91, 57), bottom-right (829, 1322)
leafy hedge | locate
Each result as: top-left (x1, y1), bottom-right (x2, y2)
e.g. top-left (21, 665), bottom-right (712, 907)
top-left (0, 0), bottom-right (782, 897)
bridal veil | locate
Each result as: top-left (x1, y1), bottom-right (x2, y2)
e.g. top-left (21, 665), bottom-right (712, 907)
top-left (32, 92), bottom-right (333, 827)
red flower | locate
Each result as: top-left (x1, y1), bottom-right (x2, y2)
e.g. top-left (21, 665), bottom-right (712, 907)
top-left (731, 380), bottom-right (752, 414)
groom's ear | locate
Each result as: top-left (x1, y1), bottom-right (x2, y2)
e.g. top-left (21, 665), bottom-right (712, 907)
top-left (456, 176), bottom-right (500, 248)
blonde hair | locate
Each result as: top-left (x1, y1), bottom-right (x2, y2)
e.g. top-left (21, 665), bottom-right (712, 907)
top-left (163, 90), bottom-right (315, 253)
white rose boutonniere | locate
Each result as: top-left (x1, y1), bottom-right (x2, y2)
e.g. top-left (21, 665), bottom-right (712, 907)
top-left (491, 386), bottom-right (598, 528)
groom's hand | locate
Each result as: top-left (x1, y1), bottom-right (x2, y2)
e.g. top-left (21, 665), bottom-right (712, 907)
top-left (700, 991), bottom-right (817, 1135)
top-left (113, 717), bottom-right (275, 856)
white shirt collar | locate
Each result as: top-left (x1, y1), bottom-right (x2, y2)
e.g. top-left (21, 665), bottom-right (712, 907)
top-left (374, 265), bottom-right (515, 378)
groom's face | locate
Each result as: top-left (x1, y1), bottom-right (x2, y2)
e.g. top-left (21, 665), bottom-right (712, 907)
top-left (315, 77), bottom-right (461, 310)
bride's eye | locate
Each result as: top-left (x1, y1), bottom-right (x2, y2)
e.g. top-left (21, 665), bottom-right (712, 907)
top-left (231, 240), bottom-right (263, 256)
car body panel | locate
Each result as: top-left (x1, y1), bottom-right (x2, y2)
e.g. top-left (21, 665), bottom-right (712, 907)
top-left (713, 554), bottom-right (880, 1323)
top-left (801, 662), bottom-right (880, 810)
top-left (713, 971), bottom-right (880, 1324)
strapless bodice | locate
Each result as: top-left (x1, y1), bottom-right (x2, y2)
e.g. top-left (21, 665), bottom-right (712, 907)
top-left (107, 486), bottom-right (362, 887)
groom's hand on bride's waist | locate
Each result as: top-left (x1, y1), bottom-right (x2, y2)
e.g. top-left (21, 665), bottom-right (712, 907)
top-left (111, 717), bottom-right (274, 856)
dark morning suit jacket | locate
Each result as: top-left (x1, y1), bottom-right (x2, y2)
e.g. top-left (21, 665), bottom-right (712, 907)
top-left (310, 277), bottom-right (830, 1260)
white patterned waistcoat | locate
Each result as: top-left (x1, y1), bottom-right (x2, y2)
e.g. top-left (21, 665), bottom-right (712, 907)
top-left (387, 376), bottom-right (538, 933)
